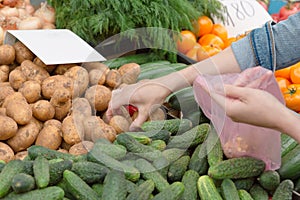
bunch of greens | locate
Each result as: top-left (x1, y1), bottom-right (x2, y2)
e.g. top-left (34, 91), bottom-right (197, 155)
top-left (48, 0), bottom-right (224, 59)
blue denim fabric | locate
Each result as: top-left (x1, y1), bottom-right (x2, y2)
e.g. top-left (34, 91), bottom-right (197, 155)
top-left (231, 12), bottom-right (300, 72)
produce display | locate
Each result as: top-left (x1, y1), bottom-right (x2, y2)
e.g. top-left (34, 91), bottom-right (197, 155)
top-left (0, 0), bottom-right (56, 45)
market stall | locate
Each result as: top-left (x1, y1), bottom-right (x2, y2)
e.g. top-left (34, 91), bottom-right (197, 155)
top-left (0, 0), bottom-right (300, 199)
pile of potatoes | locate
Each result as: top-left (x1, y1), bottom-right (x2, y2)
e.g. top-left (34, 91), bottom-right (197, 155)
top-left (0, 42), bottom-right (165, 163)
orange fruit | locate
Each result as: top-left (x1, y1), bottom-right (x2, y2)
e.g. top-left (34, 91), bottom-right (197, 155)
top-left (225, 37), bottom-right (237, 47)
top-left (290, 62), bottom-right (300, 84)
top-left (274, 66), bottom-right (291, 80)
top-left (176, 30), bottom-right (197, 54)
top-left (197, 45), bottom-right (221, 61)
top-left (198, 34), bottom-right (225, 50)
top-left (276, 77), bottom-right (291, 92)
top-left (192, 16), bottom-right (213, 37)
top-left (185, 43), bottom-right (201, 61)
top-left (211, 23), bottom-right (228, 43)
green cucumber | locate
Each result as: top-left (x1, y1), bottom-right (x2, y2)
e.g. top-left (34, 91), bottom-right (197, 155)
top-left (0, 161), bottom-right (5, 173)
top-left (167, 155), bottom-right (190, 182)
top-left (49, 159), bottom-right (73, 186)
top-left (101, 170), bottom-right (127, 200)
top-left (208, 157), bottom-right (265, 180)
top-left (93, 140), bottom-right (127, 160)
top-left (167, 86), bottom-right (198, 111)
top-left (71, 161), bottom-right (109, 184)
top-left (87, 145), bottom-right (140, 182)
top-left (183, 109), bottom-right (210, 126)
top-left (278, 144), bottom-right (300, 179)
top-left (139, 60), bottom-right (171, 69)
top-left (181, 170), bottom-right (199, 200)
top-left (116, 133), bottom-right (162, 161)
top-left (92, 183), bottom-right (104, 197)
top-left (272, 179), bottom-right (294, 200)
top-left (238, 189), bottom-right (254, 200)
top-left (138, 64), bottom-right (186, 80)
top-left (126, 180), bottom-right (155, 200)
top-left (135, 130), bottom-right (171, 143)
top-left (152, 156), bottom-right (170, 179)
top-left (197, 175), bottom-right (223, 200)
top-left (0, 160), bottom-right (25, 198)
top-left (22, 160), bottom-right (34, 176)
top-left (5, 186), bottom-right (64, 200)
top-left (148, 140), bottom-right (166, 151)
top-left (103, 52), bottom-right (162, 69)
top-left (234, 178), bottom-right (255, 191)
top-left (220, 178), bottom-right (240, 200)
top-left (161, 148), bottom-right (187, 163)
top-left (188, 143), bottom-right (208, 175)
top-left (141, 118), bottom-right (193, 135)
top-left (135, 158), bottom-right (169, 192)
top-left (151, 182), bottom-right (185, 200)
top-left (28, 145), bottom-right (75, 161)
top-left (11, 173), bottom-right (35, 194)
top-left (249, 184), bottom-right (269, 200)
top-left (124, 132), bottom-right (152, 144)
top-left (33, 156), bottom-right (50, 189)
top-left (125, 179), bottom-right (138, 193)
top-left (258, 170), bottom-right (280, 191)
top-left (281, 133), bottom-right (298, 157)
top-left (63, 170), bottom-right (100, 200)
top-left (206, 126), bottom-right (223, 167)
top-left (167, 123), bottom-right (210, 149)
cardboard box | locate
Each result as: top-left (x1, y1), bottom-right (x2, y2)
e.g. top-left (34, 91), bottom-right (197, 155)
top-left (4, 29), bottom-right (106, 65)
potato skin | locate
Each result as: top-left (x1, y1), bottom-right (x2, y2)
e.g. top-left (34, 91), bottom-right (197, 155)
top-left (33, 57), bottom-right (57, 74)
top-left (44, 119), bottom-right (62, 129)
top-left (13, 41), bottom-right (35, 64)
top-left (84, 85), bottom-right (112, 112)
top-left (35, 125), bottom-right (62, 150)
top-left (32, 100), bottom-right (55, 121)
top-left (9, 69), bottom-right (27, 90)
top-left (109, 115), bottom-right (130, 134)
top-left (20, 60), bottom-right (50, 84)
top-left (61, 115), bottom-right (84, 145)
top-left (14, 151), bottom-right (28, 161)
top-left (5, 96), bottom-right (32, 125)
top-left (0, 65), bottom-right (9, 82)
top-left (105, 69), bottom-right (122, 88)
top-left (7, 118), bottom-right (43, 152)
top-left (0, 44), bottom-right (15, 65)
top-left (0, 142), bottom-right (14, 163)
top-left (18, 80), bottom-right (41, 103)
top-left (68, 141), bottom-right (94, 155)
top-left (41, 75), bottom-right (74, 99)
top-left (64, 66), bottom-right (89, 97)
top-left (50, 88), bottom-right (72, 121)
top-left (71, 97), bottom-right (92, 117)
top-left (0, 84), bottom-right (14, 106)
top-left (0, 115), bottom-right (18, 140)
top-left (88, 69), bottom-right (107, 86)
top-left (118, 63), bottom-right (141, 84)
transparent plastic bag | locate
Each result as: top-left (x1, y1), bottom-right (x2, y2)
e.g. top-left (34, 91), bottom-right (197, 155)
top-left (193, 67), bottom-right (284, 170)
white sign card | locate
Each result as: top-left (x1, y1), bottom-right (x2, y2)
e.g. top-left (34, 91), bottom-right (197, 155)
top-left (4, 29), bottom-right (106, 65)
top-left (213, 0), bottom-right (273, 37)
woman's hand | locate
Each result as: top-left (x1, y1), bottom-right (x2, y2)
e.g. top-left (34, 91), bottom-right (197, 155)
top-left (106, 80), bottom-right (171, 130)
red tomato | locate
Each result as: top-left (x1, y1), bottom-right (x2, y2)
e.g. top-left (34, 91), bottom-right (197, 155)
top-left (279, 4), bottom-right (299, 21)
top-left (125, 105), bottom-right (138, 116)
top-left (276, 77), bottom-right (291, 92)
top-left (283, 84), bottom-right (300, 112)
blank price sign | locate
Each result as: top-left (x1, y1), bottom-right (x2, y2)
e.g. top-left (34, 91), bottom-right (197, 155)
top-left (214, 0), bottom-right (272, 37)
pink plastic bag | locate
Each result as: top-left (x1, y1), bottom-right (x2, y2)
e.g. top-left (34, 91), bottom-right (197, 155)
top-left (193, 66), bottom-right (284, 170)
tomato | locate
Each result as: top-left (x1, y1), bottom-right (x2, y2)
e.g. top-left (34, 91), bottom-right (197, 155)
top-left (125, 105), bottom-right (138, 116)
top-left (283, 84), bottom-right (300, 112)
top-left (274, 66), bottom-right (291, 80)
top-left (198, 34), bottom-right (225, 50)
top-left (276, 77), bottom-right (291, 92)
top-left (279, 4), bottom-right (299, 21)
top-left (289, 62), bottom-right (300, 83)
top-left (210, 23), bottom-right (228, 43)
top-left (176, 30), bottom-right (197, 54)
top-left (192, 16), bottom-right (213, 37)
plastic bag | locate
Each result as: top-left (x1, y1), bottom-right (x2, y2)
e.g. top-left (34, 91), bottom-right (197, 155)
top-left (193, 66), bottom-right (284, 170)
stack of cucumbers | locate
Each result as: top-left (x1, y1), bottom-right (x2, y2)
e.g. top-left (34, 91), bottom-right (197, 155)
top-left (0, 117), bottom-right (298, 200)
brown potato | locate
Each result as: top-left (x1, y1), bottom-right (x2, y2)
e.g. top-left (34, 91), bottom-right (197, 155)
top-left (20, 60), bottom-right (50, 84)
top-left (32, 100), bottom-right (55, 121)
top-left (18, 80), bottom-right (41, 103)
top-left (84, 85), bottom-right (112, 112)
top-left (64, 66), bottom-right (89, 97)
top-left (0, 115), bottom-right (18, 140)
top-left (13, 41), bottom-right (35, 64)
top-left (0, 84), bottom-right (14, 106)
top-left (7, 118), bottom-right (43, 152)
top-left (147, 107), bottom-right (167, 121)
top-left (105, 69), bottom-right (122, 88)
top-left (44, 119), bottom-right (62, 129)
top-left (0, 44), bottom-right (15, 65)
top-left (82, 62), bottom-right (109, 72)
top-left (41, 75), bottom-right (74, 99)
top-left (98, 122), bottom-right (117, 142)
top-left (2, 92), bottom-right (26, 108)
top-left (88, 69), bottom-right (107, 85)
top-left (61, 115), bottom-right (84, 145)
top-left (33, 57), bottom-right (57, 74)
top-left (14, 151), bottom-right (28, 161)
top-left (118, 63), bottom-right (141, 84)
top-left (50, 88), bottom-right (72, 121)
top-left (0, 65), bottom-right (9, 82)
top-left (109, 115), bottom-right (130, 134)
top-left (60, 140), bottom-right (72, 151)
top-left (35, 125), bottom-right (62, 150)
top-left (0, 142), bottom-right (14, 163)
top-left (57, 148), bottom-right (69, 154)
top-left (71, 97), bottom-right (92, 117)
top-left (68, 141), bottom-right (94, 155)
top-left (54, 63), bottom-right (78, 75)
top-left (6, 96), bottom-right (32, 125)
top-left (0, 108), bottom-right (6, 115)
top-left (9, 68), bottom-right (27, 90)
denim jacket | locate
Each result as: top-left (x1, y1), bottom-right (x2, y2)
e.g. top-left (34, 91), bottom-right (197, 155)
top-left (231, 12), bottom-right (300, 72)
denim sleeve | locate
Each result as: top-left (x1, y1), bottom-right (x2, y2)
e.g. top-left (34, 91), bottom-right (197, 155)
top-left (231, 12), bottom-right (300, 72)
